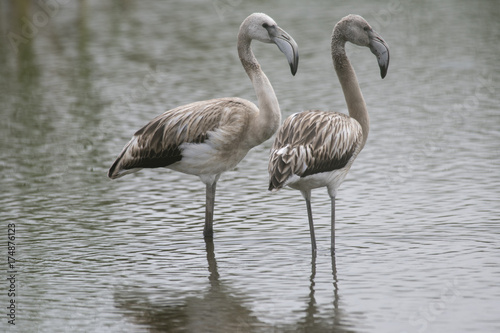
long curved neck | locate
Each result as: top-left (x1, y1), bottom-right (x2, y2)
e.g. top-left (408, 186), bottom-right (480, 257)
top-left (237, 31), bottom-right (281, 145)
top-left (331, 33), bottom-right (369, 149)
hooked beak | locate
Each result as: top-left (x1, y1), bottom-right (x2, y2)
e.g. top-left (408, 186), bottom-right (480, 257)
top-left (266, 25), bottom-right (299, 76)
top-left (368, 30), bottom-right (390, 79)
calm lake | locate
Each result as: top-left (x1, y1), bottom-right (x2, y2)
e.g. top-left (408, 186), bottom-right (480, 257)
top-left (1, 0), bottom-right (499, 332)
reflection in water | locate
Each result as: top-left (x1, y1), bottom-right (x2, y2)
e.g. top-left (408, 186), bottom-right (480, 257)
top-left (281, 254), bottom-right (356, 333)
top-left (115, 244), bottom-right (356, 332)
top-left (331, 254), bottom-right (341, 330)
top-left (2, 1), bottom-right (498, 331)
top-left (1, 0), bottom-right (105, 191)
top-left (11, 0), bottom-right (40, 85)
top-left (115, 239), bottom-right (264, 332)
top-left (5, 0), bottom-right (41, 119)
top-left (73, 0), bottom-right (93, 110)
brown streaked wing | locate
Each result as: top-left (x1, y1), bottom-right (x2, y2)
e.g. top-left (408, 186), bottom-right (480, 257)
top-left (109, 98), bottom-right (251, 176)
top-left (269, 111), bottom-right (362, 189)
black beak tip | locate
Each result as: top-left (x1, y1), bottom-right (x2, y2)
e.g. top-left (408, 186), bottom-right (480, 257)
top-left (290, 57), bottom-right (298, 76)
top-left (380, 67), bottom-right (387, 79)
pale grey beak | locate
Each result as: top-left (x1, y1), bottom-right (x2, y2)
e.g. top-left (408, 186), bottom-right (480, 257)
top-left (266, 25), bottom-right (299, 76)
top-left (368, 30), bottom-right (390, 79)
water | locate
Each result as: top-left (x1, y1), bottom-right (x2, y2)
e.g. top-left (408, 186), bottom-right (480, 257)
top-left (1, 0), bottom-right (499, 332)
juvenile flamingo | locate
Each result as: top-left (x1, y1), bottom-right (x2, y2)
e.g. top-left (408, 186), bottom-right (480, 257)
top-left (109, 13), bottom-right (298, 238)
top-left (268, 15), bottom-right (389, 253)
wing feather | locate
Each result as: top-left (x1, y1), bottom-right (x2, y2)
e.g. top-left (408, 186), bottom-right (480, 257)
top-left (109, 98), bottom-right (253, 179)
top-left (268, 111), bottom-right (362, 190)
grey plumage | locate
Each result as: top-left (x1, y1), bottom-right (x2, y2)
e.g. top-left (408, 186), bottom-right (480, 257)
top-left (108, 98), bottom-right (252, 179)
top-left (268, 14), bottom-right (389, 254)
top-left (268, 111), bottom-right (362, 190)
top-left (108, 13), bottom-right (299, 238)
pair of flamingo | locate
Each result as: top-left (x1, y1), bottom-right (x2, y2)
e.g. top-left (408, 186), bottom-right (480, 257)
top-left (108, 13), bottom-right (389, 254)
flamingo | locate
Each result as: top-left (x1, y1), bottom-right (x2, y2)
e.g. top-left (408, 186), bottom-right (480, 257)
top-left (268, 14), bottom-right (389, 253)
top-left (109, 13), bottom-right (298, 238)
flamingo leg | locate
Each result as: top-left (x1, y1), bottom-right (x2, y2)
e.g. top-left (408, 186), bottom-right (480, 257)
top-left (331, 196), bottom-right (336, 254)
top-left (204, 180), bottom-right (217, 238)
top-left (302, 190), bottom-right (317, 254)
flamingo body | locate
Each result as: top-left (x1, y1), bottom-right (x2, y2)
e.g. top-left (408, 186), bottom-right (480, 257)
top-left (109, 13), bottom-right (299, 238)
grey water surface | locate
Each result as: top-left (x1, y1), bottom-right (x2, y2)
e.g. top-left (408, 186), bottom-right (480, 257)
top-left (1, 0), bottom-right (499, 332)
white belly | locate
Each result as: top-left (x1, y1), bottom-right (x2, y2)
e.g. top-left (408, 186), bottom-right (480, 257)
top-left (287, 167), bottom-right (350, 197)
top-left (168, 141), bottom-right (249, 176)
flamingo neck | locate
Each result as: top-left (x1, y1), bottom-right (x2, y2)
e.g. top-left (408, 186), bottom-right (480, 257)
top-left (331, 34), bottom-right (369, 149)
top-left (237, 33), bottom-right (281, 145)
